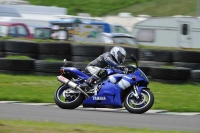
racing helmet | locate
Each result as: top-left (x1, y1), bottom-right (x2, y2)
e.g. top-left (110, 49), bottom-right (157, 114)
top-left (110, 46), bottom-right (126, 64)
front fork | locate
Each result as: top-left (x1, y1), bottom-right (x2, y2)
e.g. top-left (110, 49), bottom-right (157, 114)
top-left (130, 84), bottom-right (140, 99)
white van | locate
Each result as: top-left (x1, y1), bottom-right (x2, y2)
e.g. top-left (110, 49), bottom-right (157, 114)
top-left (132, 16), bottom-right (200, 48)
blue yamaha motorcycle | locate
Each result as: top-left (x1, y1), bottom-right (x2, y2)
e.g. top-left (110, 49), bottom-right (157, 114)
top-left (54, 54), bottom-right (154, 114)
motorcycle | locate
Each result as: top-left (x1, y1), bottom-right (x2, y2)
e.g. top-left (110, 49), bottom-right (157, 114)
top-left (54, 54), bottom-right (154, 114)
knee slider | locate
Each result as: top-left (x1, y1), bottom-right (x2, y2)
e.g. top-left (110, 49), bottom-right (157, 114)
top-left (97, 69), bottom-right (107, 78)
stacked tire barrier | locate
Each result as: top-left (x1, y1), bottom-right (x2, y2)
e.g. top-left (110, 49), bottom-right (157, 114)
top-left (138, 49), bottom-right (172, 66)
top-left (173, 50), bottom-right (200, 69)
top-left (4, 40), bottom-right (38, 59)
top-left (71, 44), bottom-right (104, 62)
top-left (0, 41), bottom-right (5, 57)
top-left (0, 58), bottom-right (35, 74)
top-left (172, 50), bottom-right (200, 83)
top-left (138, 49), bottom-right (173, 77)
top-left (150, 67), bottom-right (191, 84)
top-left (0, 40), bottom-right (200, 84)
top-left (191, 70), bottom-right (200, 84)
top-left (34, 60), bottom-right (64, 75)
top-left (37, 42), bottom-right (71, 61)
top-left (71, 44), bottom-right (105, 70)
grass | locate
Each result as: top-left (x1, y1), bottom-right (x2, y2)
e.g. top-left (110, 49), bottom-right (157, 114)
top-left (44, 58), bottom-right (63, 62)
top-left (138, 44), bottom-right (200, 52)
top-left (25, 0), bottom-right (198, 17)
top-left (5, 55), bottom-right (32, 60)
top-left (0, 74), bottom-right (59, 103)
top-left (160, 65), bottom-right (176, 69)
top-left (0, 73), bottom-right (200, 112)
top-left (0, 119), bottom-right (195, 133)
top-left (26, 0), bottom-right (151, 16)
top-left (107, 0), bottom-right (198, 17)
top-left (0, 36), bottom-right (70, 43)
top-left (149, 81), bottom-right (200, 112)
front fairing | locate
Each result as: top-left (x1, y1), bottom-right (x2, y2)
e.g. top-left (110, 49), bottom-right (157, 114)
top-left (83, 80), bottom-right (123, 108)
top-left (106, 68), bottom-right (124, 75)
top-left (133, 68), bottom-right (149, 83)
top-left (82, 68), bottom-right (149, 108)
top-left (118, 68), bottom-right (149, 89)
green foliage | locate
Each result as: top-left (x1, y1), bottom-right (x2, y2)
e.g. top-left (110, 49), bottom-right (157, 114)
top-left (138, 44), bottom-right (200, 51)
top-left (0, 119), bottom-right (193, 133)
top-left (161, 65), bottom-right (175, 69)
top-left (12, 38), bottom-right (60, 43)
top-left (0, 36), bottom-right (61, 43)
top-left (148, 81), bottom-right (200, 112)
top-left (26, 0), bottom-right (151, 16)
top-left (0, 74), bottom-right (58, 103)
top-left (32, 39), bottom-right (62, 43)
top-left (108, 0), bottom-right (197, 17)
top-left (0, 36), bottom-right (15, 40)
top-left (44, 58), bottom-right (63, 62)
top-left (26, 0), bottom-right (197, 17)
top-left (5, 55), bottom-right (32, 60)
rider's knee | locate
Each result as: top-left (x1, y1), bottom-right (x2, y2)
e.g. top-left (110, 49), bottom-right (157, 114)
top-left (97, 69), bottom-right (107, 78)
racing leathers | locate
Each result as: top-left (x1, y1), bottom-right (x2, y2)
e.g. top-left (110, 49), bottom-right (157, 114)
top-left (83, 52), bottom-right (120, 88)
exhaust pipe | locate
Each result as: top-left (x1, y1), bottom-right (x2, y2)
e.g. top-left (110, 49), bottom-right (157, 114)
top-left (57, 76), bottom-right (89, 98)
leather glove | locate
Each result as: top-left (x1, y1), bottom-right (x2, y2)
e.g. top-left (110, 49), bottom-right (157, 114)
top-left (118, 66), bottom-right (129, 74)
top-left (117, 66), bottom-right (125, 71)
top-left (123, 67), bottom-right (129, 74)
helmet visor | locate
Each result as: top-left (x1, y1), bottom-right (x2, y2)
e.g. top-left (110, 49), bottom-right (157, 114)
top-left (117, 51), bottom-right (126, 64)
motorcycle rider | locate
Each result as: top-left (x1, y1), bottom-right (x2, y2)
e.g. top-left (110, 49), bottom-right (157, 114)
top-left (81, 46), bottom-right (127, 89)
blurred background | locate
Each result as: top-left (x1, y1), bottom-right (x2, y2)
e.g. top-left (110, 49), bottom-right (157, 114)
top-left (1, 0), bottom-right (200, 83)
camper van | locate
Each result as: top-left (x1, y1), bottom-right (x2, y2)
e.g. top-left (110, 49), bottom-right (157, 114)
top-left (132, 16), bottom-right (200, 48)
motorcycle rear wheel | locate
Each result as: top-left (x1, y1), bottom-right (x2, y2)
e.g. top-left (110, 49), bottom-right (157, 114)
top-left (124, 89), bottom-right (154, 114)
top-left (54, 84), bottom-right (85, 109)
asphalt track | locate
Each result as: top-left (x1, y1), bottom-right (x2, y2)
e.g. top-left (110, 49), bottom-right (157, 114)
top-left (0, 101), bottom-right (200, 132)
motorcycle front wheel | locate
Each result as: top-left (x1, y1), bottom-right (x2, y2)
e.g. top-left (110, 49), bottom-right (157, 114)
top-left (54, 84), bottom-right (85, 109)
top-left (124, 89), bottom-right (154, 114)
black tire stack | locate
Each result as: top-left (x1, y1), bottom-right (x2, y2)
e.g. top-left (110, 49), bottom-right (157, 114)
top-left (71, 44), bottom-right (104, 62)
top-left (138, 49), bottom-right (173, 77)
top-left (150, 67), bottom-right (191, 83)
top-left (4, 40), bottom-right (38, 59)
top-left (0, 41), bottom-right (5, 57)
top-left (34, 60), bottom-right (69, 76)
top-left (0, 40), bottom-right (36, 74)
top-left (173, 50), bottom-right (200, 70)
top-left (37, 42), bottom-right (71, 60)
top-left (139, 49), bottom-right (173, 66)
top-left (1, 39), bottom-right (200, 84)
top-left (190, 70), bottom-right (200, 84)
top-left (0, 58), bottom-right (35, 74)
top-left (71, 44), bottom-right (105, 70)
top-left (172, 50), bottom-right (200, 84)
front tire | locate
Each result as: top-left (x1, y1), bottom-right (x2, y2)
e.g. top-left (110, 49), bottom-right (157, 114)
top-left (124, 89), bottom-right (154, 114)
top-left (54, 84), bottom-right (85, 109)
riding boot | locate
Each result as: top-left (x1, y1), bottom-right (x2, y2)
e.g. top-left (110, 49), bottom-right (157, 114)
top-left (81, 75), bottom-right (99, 89)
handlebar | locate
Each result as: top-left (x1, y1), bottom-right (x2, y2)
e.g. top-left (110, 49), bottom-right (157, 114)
top-left (105, 66), bottom-right (128, 74)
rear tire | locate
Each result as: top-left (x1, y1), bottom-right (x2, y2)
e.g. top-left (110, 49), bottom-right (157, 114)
top-left (124, 89), bottom-right (154, 114)
top-left (54, 84), bottom-right (85, 109)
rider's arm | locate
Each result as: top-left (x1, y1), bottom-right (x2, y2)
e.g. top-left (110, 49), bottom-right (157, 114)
top-left (104, 54), bottom-right (119, 69)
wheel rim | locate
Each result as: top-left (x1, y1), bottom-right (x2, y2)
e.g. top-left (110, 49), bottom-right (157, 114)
top-left (126, 89), bottom-right (151, 109)
top-left (57, 85), bottom-right (80, 103)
